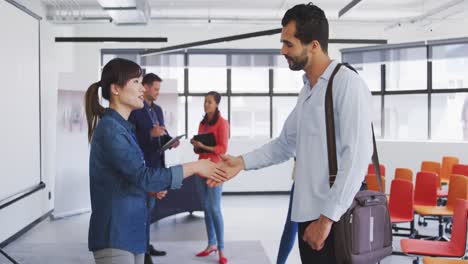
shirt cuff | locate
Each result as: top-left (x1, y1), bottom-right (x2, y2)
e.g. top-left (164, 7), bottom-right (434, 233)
top-left (321, 199), bottom-right (349, 222)
top-left (169, 165), bottom-right (183, 189)
top-left (241, 152), bottom-right (256, 170)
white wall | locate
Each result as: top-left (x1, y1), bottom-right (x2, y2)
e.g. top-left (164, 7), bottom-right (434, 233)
top-left (0, 0), bottom-right (53, 243)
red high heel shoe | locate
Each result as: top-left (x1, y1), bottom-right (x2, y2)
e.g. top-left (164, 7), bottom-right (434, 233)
top-left (219, 256), bottom-right (228, 264)
top-left (195, 248), bottom-right (218, 257)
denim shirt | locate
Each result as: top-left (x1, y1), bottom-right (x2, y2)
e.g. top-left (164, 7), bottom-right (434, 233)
top-left (88, 108), bottom-right (183, 254)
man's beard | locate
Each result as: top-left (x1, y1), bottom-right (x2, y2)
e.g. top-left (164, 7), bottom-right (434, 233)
top-left (286, 50), bottom-right (308, 71)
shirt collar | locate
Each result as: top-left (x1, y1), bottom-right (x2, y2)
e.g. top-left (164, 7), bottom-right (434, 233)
top-left (143, 100), bottom-right (153, 110)
top-left (104, 108), bottom-right (135, 133)
top-left (301, 60), bottom-right (338, 87)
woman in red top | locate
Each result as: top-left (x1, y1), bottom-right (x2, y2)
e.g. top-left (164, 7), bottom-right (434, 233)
top-left (191, 91), bottom-right (229, 264)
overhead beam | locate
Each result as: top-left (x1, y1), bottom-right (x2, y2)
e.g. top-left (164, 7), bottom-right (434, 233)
top-left (140, 28), bottom-right (387, 56)
top-left (338, 0), bottom-right (363, 18)
top-left (55, 37), bottom-right (168, 43)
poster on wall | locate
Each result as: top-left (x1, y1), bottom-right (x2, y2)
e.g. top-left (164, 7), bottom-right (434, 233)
top-left (54, 90), bottom-right (91, 218)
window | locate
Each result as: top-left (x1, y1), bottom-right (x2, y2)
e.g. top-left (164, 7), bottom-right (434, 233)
top-left (431, 93), bottom-right (468, 141)
top-left (386, 47), bottom-right (427, 91)
top-left (189, 54), bottom-right (226, 93)
top-left (432, 44), bottom-right (468, 89)
top-left (141, 54), bottom-right (185, 93)
top-left (384, 95), bottom-right (428, 140)
top-left (231, 54), bottom-right (270, 93)
top-left (371, 96), bottom-right (382, 137)
top-left (230, 97), bottom-right (270, 138)
top-left (272, 97), bottom-right (298, 137)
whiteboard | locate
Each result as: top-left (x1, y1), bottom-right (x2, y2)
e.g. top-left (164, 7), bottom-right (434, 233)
top-left (0, 1), bottom-right (41, 201)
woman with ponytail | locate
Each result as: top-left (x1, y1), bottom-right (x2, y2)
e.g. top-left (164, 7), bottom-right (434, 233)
top-left (85, 58), bottom-right (227, 264)
top-left (190, 91), bottom-right (229, 264)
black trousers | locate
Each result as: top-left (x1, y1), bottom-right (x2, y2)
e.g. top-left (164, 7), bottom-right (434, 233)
top-left (298, 220), bottom-right (336, 264)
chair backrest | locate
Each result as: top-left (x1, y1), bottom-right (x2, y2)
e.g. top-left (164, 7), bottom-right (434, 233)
top-left (441, 156), bottom-right (459, 182)
top-left (414, 171), bottom-right (438, 206)
top-left (395, 168), bottom-right (413, 182)
top-left (446, 175), bottom-right (468, 211)
top-left (448, 199), bottom-right (468, 257)
top-left (365, 174), bottom-right (385, 193)
top-left (368, 164), bottom-right (386, 177)
top-left (421, 161), bottom-right (442, 188)
top-left (453, 164), bottom-right (468, 177)
top-left (389, 179), bottom-right (414, 219)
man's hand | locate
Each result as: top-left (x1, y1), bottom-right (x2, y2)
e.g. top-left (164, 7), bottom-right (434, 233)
top-left (206, 155), bottom-right (245, 187)
top-left (303, 215), bottom-right (334, 251)
top-left (155, 191), bottom-right (167, 200)
top-left (171, 139), bottom-right (180, 148)
top-left (149, 191), bottom-right (167, 200)
top-left (196, 159), bottom-right (228, 183)
top-left (150, 125), bottom-right (166, 137)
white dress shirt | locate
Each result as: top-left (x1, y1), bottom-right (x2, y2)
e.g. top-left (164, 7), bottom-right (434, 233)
top-left (242, 60), bottom-right (373, 222)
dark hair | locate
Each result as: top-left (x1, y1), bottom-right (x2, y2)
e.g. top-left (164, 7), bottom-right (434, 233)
top-left (142, 73), bottom-right (162, 86)
top-left (281, 3), bottom-right (329, 53)
top-left (85, 58), bottom-right (142, 142)
top-left (201, 91), bottom-right (221, 126)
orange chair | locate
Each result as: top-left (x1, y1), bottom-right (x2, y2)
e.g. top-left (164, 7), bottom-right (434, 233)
top-left (440, 156), bottom-right (459, 185)
top-left (421, 161), bottom-right (447, 197)
top-left (424, 257), bottom-right (468, 264)
top-left (401, 199), bottom-right (468, 263)
top-left (453, 164), bottom-right (468, 177)
top-left (389, 179), bottom-right (415, 237)
top-left (368, 163), bottom-right (385, 177)
top-left (414, 172), bottom-right (438, 226)
top-left (395, 168), bottom-right (413, 182)
top-left (365, 174), bottom-right (385, 193)
top-left (415, 175), bottom-right (468, 240)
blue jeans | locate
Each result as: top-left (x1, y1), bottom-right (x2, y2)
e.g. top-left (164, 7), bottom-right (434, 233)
top-left (276, 184), bottom-right (298, 264)
top-left (196, 177), bottom-right (225, 250)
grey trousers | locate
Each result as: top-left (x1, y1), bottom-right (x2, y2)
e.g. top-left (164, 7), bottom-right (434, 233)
top-left (93, 248), bottom-right (144, 264)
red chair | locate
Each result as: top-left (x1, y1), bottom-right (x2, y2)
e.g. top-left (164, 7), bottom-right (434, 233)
top-left (395, 168), bottom-right (413, 182)
top-left (401, 199), bottom-right (468, 264)
top-left (365, 174), bottom-right (385, 193)
top-left (368, 163), bottom-right (385, 177)
top-left (453, 164), bottom-right (468, 177)
top-left (389, 179), bottom-right (415, 237)
top-left (414, 172), bottom-right (438, 226)
top-left (421, 161), bottom-right (447, 198)
top-left (440, 156), bottom-right (459, 185)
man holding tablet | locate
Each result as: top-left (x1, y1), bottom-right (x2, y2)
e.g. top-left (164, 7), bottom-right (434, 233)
top-left (129, 73), bottom-right (179, 264)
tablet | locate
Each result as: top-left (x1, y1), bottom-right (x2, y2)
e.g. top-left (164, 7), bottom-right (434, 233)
top-left (160, 134), bottom-right (185, 152)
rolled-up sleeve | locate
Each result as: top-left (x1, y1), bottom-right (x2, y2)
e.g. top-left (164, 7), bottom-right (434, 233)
top-left (243, 106), bottom-right (298, 170)
top-left (321, 74), bottom-right (373, 222)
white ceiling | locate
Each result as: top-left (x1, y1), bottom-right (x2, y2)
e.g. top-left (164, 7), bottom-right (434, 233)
top-left (41, 0), bottom-right (468, 25)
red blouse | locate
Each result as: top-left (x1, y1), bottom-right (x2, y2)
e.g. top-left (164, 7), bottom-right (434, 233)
top-left (197, 115), bottom-right (229, 163)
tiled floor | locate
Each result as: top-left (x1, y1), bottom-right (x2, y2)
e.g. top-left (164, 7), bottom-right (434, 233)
top-left (3, 195), bottom-right (448, 264)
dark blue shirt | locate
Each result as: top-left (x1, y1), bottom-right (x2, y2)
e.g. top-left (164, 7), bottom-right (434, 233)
top-left (88, 108), bottom-right (183, 254)
top-left (129, 101), bottom-right (172, 169)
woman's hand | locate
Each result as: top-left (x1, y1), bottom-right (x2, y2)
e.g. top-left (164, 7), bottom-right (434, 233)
top-left (196, 159), bottom-right (228, 183)
top-left (190, 139), bottom-right (204, 149)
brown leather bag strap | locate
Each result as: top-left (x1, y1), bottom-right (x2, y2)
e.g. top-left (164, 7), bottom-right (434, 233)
top-left (325, 63), bottom-right (383, 192)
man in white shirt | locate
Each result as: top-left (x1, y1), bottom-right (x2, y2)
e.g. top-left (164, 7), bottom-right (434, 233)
top-left (212, 3), bottom-right (373, 263)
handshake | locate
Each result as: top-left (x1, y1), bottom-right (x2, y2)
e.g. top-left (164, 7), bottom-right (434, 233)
top-left (196, 155), bottom-right (245, 187)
